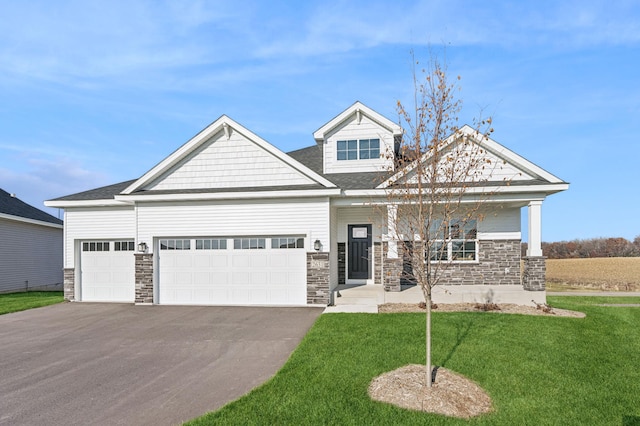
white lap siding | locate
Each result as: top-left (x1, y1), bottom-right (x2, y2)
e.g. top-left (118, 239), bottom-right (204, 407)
top-left (477, 208), bottom-right (521, 240)
top-left (63, 206), bottom-right (136, 268)
top-left (136, 197), bottom-right (331, 252)
top-left (0, 218), bottom-right (63, 293)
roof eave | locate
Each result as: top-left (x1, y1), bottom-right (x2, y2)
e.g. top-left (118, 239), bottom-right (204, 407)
top-left (114, 188), bottom-right (342, 202)
top-left (0, 212), bottom-right (63, 228)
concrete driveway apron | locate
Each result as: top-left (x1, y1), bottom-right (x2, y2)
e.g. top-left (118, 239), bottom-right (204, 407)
top-left (0, 303), bottom-right (322, 426)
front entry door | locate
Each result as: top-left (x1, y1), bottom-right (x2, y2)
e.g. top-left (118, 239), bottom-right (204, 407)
top-left (348, 224), bottom-right (372, 280)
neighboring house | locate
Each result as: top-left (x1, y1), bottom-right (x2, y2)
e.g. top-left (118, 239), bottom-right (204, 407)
top-left (46, 102), bottom-right (568, 306)
top-left (0, 189), bottom-right (63, 293)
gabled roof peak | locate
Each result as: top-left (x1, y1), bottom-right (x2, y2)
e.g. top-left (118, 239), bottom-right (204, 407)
top-left (122, 114), bottom-right (336, 195)
top-left (313, 101), bottom-right (403, 142)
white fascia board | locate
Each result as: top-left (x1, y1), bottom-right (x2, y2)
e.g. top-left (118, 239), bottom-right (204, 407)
top-left (115, 188), bottom-right (342, 202)
top-left (123, 115), bottom-right (336, 194)
top-left (44, 199), bottom-right (133, 208)
top-left (0, 212), bottom-right (63, 229)
top-left (345, 183), bottom-right (568, 198)
top-left (313, 101), bottom-right (403, 141)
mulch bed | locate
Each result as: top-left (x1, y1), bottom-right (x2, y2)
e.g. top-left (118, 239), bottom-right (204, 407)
top-left (378, 302), bottom-right (586, 318)
top-left (369, 364), bottom-right (492, 419)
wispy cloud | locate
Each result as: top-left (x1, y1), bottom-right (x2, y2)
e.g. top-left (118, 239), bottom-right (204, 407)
top-left (0, 156), bottom-right (109, 214)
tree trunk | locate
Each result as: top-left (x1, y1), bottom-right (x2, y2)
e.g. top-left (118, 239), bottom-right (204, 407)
top-left (426, 292), bottom-right (432, 388)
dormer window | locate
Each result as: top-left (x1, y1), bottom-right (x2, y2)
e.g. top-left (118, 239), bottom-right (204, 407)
top-left (337, 138), bottom-right (380, 161)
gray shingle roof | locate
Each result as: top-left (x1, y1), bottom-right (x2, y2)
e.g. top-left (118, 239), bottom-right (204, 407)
top-left (0, 189), bottom-right (63, 225)
top-left (49, 180), bottom-right (137, 202)
top-left (49, 144), bottom-right (558, 203)
top-left (288, 145), bottom-right (390, 189)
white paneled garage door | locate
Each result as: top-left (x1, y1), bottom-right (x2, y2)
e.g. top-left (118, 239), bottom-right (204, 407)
top-left (158, 237), bottom-right (306, 306)
top-left (80, 241), bottom-right (135, 302)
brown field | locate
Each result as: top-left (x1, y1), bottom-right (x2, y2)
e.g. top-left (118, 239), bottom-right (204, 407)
top-left (545, 257), bottom-right (640, 292)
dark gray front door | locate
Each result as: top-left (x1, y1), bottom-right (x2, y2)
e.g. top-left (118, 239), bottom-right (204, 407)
top-left (348, 224), bottom-right (371, 280)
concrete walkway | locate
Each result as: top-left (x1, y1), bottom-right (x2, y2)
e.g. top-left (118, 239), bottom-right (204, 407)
top-left (324, 287), bottom-right (640, 313)
top-left (324, 284), bottom-right (545, 313)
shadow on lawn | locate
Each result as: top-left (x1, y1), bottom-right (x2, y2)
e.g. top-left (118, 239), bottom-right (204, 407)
top-left (440, 316), bottom-right (475, 368)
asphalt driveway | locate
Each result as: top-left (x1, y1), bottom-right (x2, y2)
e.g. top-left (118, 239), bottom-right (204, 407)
top-left (0, 303), bottom-right (322, 426)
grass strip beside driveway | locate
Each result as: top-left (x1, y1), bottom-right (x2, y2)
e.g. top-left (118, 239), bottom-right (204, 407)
top-left (189, 296), bottom-right (640, 425)
top-left (0, 291), bottom-right (64, 315)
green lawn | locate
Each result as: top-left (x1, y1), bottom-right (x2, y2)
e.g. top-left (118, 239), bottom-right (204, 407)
top-left (188, 296), bottom-right (640, 425)
top-left (0, 291), bottom-right (64, 315)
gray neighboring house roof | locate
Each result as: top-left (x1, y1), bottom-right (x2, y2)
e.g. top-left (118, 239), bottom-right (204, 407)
top-left (0, 189), bottom-right (63, 225)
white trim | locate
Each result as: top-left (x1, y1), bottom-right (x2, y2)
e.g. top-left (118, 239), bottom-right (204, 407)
top-left (345, 183), bottom-right (568, 198)
top-left (123, 115), bottom-right (336, 195)
top-left (45, 199), bottom-right (133, 208)
top-left (115, 188), bottom-right (341, 202)
top-left (0, 212), bottom-right (63, 229)
top-left (477, 232), bottom-right (522, 240)
top-left (313, 101), bottom-right (402, 141)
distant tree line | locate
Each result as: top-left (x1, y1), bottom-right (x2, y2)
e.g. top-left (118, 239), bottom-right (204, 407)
top-left (521, 236), bottom-right (640, 259)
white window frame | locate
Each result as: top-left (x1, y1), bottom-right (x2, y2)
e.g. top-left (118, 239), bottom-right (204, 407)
top-left (428, 219), bottom-right (478, 263)
top-left (336, 138), bottom-right (380, 161)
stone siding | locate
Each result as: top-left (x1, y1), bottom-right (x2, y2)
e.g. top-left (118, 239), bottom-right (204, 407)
top-left (307, 252), bottom-right (330, 305)
top-left (398, 240), bottom-right (522, 286)
top-left (383, 242), bottom-right (402, 292)
top-left (337, 243), bottom-right (345, 285)
top-left (135, 253), bottom-right (154, 304)
top-left (63, 268), bottom-right (75, 301)
top-left (373, 242), bottom-right (382, 285)
top-left (522, 256), bottom-right (546, 291)
top-left (438, 240), bottom-right (522, 286)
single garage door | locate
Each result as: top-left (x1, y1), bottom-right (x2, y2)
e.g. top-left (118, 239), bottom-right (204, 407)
top-left (80, 240), bottom-right (136, 302)
top-left (158, 236), bottom-right (306, 306)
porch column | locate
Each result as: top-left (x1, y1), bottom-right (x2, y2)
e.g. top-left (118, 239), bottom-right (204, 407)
top-left (527, 200), bottom-right (543, 257)
top-left (387, 204), bottom-right (398, 259)
top-left (523, 200), bottom-right (546, 291)
top-left (384, 204), bottom-right (402, 292)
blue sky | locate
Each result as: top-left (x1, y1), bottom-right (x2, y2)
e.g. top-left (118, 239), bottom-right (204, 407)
top-left (1, 0), bottom-right (638, 242)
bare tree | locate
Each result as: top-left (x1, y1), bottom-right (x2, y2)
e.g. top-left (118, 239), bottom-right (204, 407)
top-left (383, 53), bottom-right (501, 387)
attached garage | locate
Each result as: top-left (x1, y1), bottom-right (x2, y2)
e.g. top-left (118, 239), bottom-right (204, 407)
top-left (157, 236), bottom-right (307, 306)
top-left (80, 240), bottom-right (135, 302)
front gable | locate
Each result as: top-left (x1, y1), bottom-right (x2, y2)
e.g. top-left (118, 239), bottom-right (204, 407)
top-left (379, 125), bottom-right (566, 191)
top-left (313, 102), bottom-right (403, 175)
top-left (123, 116), bottom-right (335, 195)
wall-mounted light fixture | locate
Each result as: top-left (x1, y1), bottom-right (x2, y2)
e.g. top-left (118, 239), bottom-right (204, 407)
top-left (314, 239), bottom-right (321, 251)
top-left (137, 242), bottom-right (148, 253)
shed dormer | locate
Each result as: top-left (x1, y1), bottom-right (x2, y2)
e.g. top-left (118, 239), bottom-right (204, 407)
top-left (313, 102), bottom-right (403, 174)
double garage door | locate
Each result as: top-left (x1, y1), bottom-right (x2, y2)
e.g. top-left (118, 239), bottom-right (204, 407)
top-left (158, 237), bottom-right (307, 306)
top-left (79, 236), bottom-right (307, 306)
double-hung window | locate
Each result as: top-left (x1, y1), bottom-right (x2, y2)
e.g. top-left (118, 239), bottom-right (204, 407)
top-left (428, 219), bottom-right (477, 261)
top-left (337, 138), bottom-right (380, 161)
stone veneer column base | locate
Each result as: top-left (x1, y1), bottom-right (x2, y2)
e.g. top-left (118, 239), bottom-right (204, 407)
top-left (63, 268), bottom-right (75, 301)
top-left (337, 243), bottom-right (346, 285)
top-left (135, 253), bottom-right (154, 304)
top-left (383, 242), bottom-right (402, 292)
top-left (522, 256), bottom-right (546, 291)
top-left (307, 252), bottom-right (330, 305)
